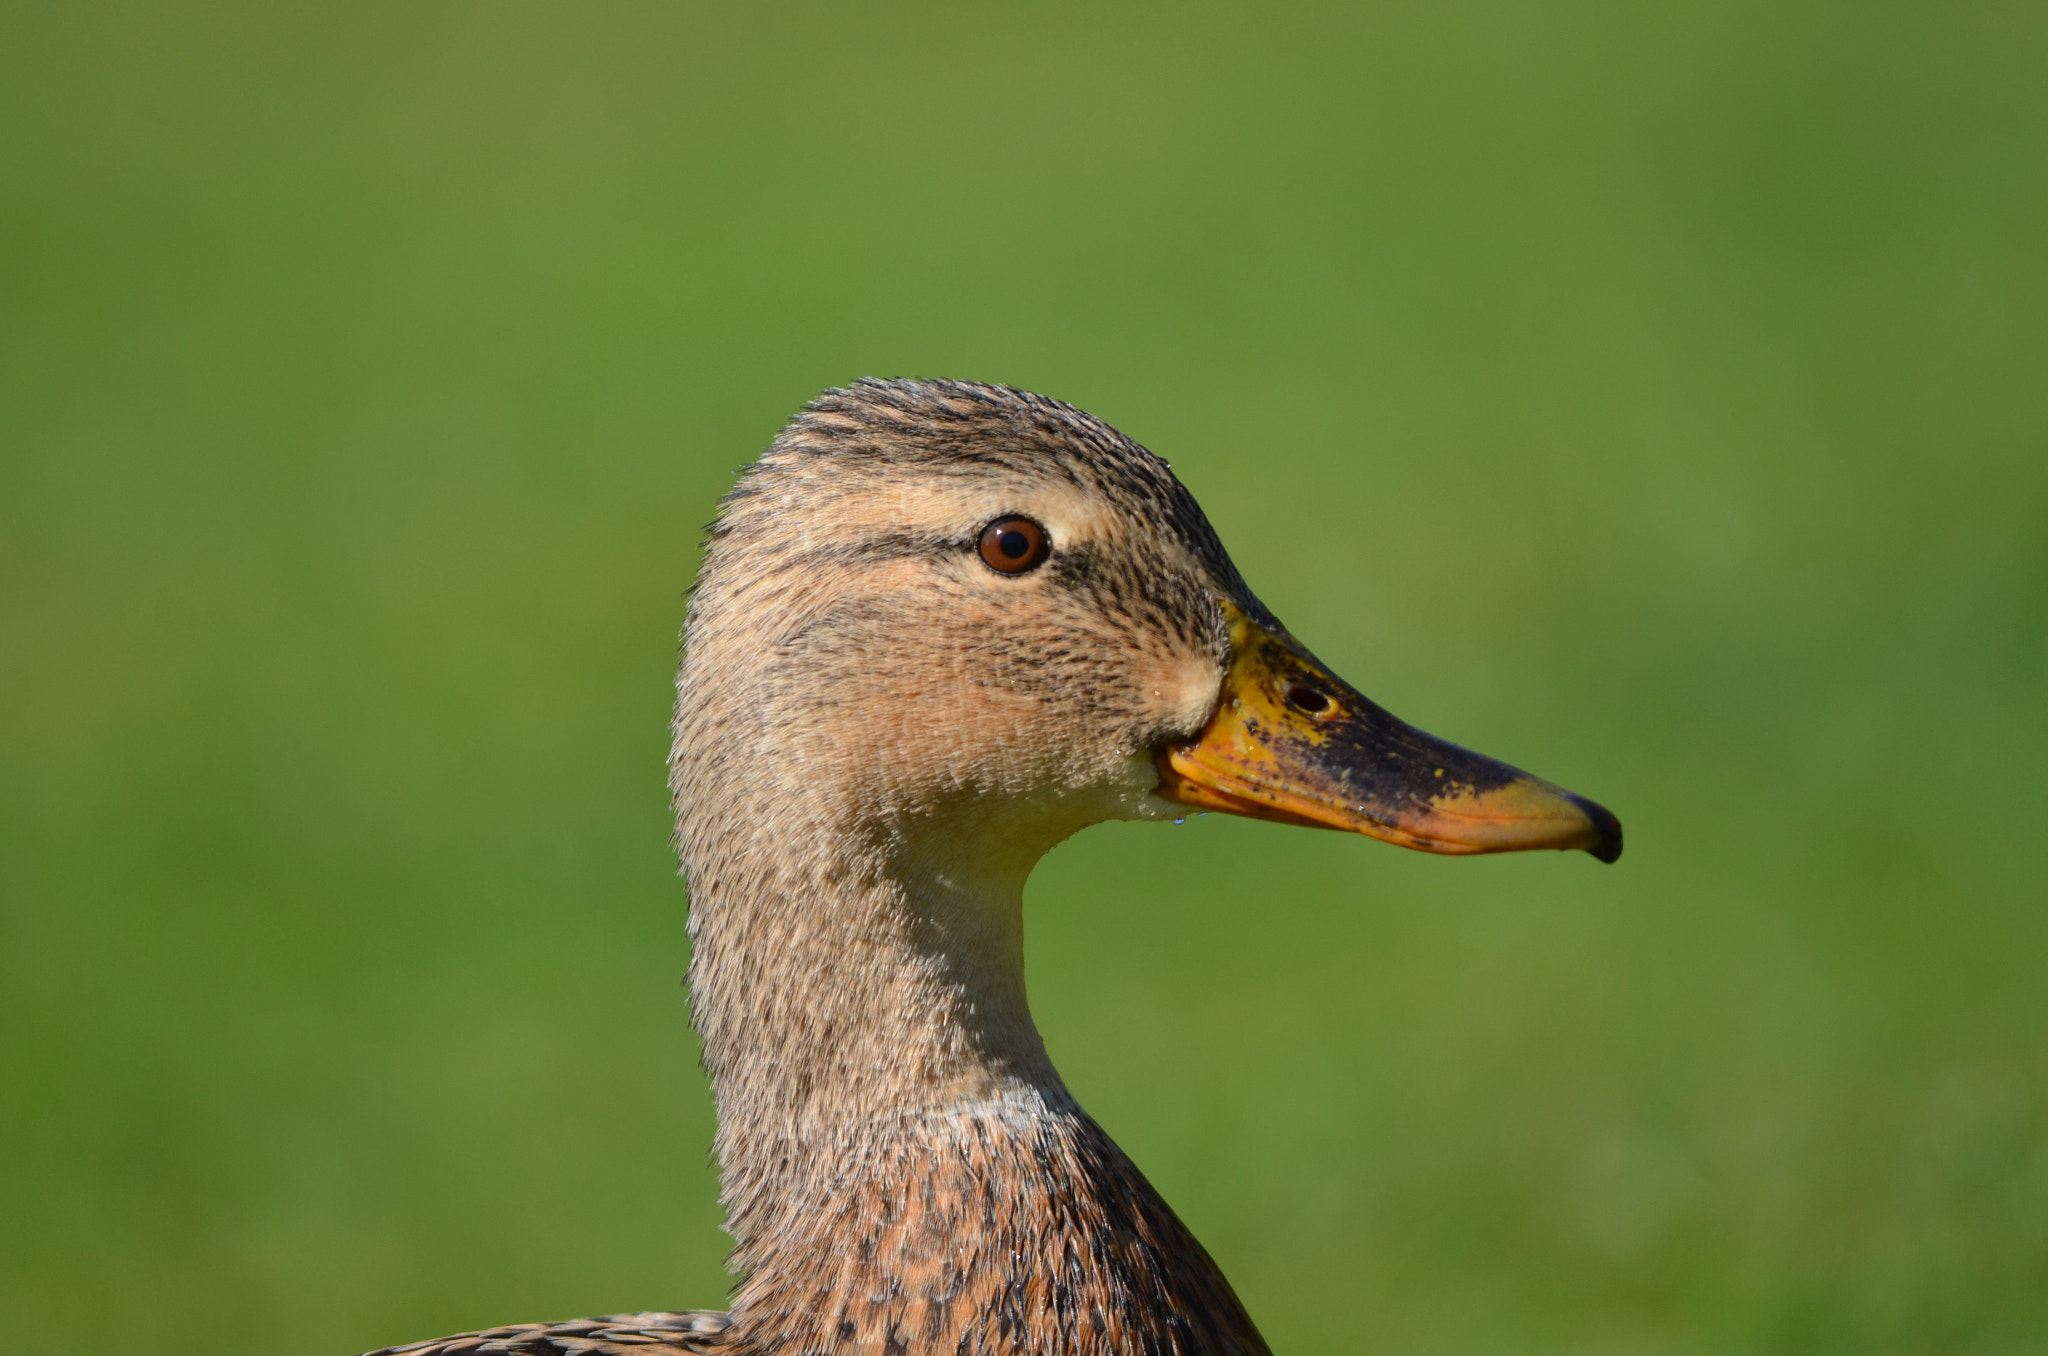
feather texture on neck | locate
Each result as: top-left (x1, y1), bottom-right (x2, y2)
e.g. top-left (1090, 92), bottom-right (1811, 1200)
top-left (668, 379), bottom-right (1266, 1353)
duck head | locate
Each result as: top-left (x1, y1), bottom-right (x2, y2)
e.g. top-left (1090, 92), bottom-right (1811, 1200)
top-left (669, 380), bottom-right (1622, 1352)
top-left (372, 379), bottom-right (1624, 1356)
top-left (676, 378), bottom-right (1619, 882)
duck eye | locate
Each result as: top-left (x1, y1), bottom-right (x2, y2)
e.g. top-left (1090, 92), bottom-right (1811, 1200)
top-left (977, 516), bottom-right (1051, 575)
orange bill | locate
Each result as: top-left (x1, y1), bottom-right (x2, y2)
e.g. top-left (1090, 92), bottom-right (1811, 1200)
top-left (1156, 604), bottom-right (1622, 862)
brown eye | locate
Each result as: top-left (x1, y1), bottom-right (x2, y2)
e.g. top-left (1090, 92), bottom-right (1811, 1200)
top-left (977, 516), bottom-right (1051, 574)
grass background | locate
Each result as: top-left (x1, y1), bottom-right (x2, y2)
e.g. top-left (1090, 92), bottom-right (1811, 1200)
top-left (3, 3), bottom-right (2045, 1352)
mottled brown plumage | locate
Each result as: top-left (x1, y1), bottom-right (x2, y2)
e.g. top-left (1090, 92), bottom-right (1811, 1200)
top-left (360, 1312), bottom-right (731, 1355)
top-left (669, 380), bottom-right (1268, 1355)
top-left (359, 379), bottom-right (1619, 1356)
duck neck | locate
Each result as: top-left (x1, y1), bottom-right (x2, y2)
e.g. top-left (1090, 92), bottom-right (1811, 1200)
top-left (686, 798), bottom-right (1067, 1158)
top-left (679, 794), bottom-right (1270, 1355)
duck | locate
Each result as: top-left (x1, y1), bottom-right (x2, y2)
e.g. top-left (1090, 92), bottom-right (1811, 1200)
top-left (360, 379), bottom-right (1621, 1356)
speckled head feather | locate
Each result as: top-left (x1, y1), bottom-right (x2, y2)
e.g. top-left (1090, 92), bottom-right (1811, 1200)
top-left (692, 379), bottom-right (1271, 761)
top-left (668, 379), bottom-right (1273, 1354)
top-left (357, 378), bottom-right (1620, 1356)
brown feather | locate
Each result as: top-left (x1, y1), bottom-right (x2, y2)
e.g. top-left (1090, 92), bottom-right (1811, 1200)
top-left (362, 381), bottom-right (1273, 1355)
top-left (359, 1312), bottom-right (731, 1355)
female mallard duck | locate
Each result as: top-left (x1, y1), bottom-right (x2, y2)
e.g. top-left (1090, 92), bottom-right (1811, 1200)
top-left (364, 380), bottom-right (1620, 1356)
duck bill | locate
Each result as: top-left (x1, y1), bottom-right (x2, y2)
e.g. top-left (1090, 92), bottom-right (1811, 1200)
top-left (1155, 605), bottom-right (1622, 863)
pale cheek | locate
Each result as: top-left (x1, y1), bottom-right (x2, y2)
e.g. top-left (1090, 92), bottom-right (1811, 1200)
top-left (875, 686), bottom-right (1075, 801)
top-left (1136, 647), bottom-right (1226, 739)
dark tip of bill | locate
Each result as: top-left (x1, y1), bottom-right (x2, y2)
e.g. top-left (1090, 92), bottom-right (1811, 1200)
top-left (1574, 795), bottom-right (1624, 864)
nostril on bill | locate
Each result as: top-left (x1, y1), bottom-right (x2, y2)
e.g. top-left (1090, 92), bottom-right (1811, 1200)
top-left (1284, 685), bottom-right (1335, 718)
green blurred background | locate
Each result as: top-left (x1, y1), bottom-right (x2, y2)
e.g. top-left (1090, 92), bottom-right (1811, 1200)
top-left (3, 3), bottom-right (2044, 1352)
